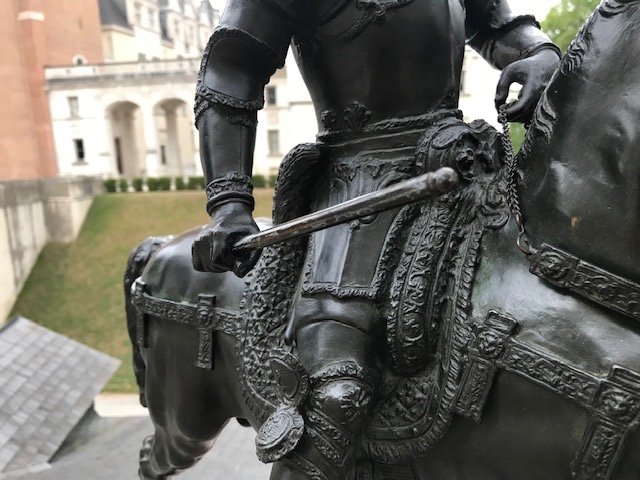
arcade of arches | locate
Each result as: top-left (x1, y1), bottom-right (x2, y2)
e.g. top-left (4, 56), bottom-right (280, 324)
top-left (106, 98), bottom-right (196, 179)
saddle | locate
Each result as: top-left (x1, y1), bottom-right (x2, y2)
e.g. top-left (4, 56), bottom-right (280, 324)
top-left (233, 115), bottom-right (512, 463)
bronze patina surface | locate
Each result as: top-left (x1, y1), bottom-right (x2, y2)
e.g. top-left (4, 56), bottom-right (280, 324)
top-left (124, 1), bottom-right (640, 479)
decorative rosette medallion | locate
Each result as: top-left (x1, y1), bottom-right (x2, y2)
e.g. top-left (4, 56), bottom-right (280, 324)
top-left (256, 404), bottom-right (304, 463)
top-left (255, 350), bottom-right (310, 463)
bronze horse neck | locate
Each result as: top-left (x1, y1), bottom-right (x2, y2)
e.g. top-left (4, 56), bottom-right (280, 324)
top-left (519, 0), bottom-right (640, 286)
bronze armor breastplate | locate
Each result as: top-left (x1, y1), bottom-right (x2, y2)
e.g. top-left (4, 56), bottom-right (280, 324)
top-left (294, 0), bottom-right (467, 132)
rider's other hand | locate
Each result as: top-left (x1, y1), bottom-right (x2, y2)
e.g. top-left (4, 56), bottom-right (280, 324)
top-left (495, 49), bottom-right (560, 123)
top-left (192, 201), bottom-right (262, 277)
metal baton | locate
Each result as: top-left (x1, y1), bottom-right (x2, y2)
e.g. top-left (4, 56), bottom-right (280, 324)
top-left (232, 167), bottom-right (459, 253)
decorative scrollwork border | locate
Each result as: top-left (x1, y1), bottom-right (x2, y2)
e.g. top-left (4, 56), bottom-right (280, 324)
top-left (131, 278), bottom-right (243, 370)
top-left (529, 244), bottom-right (640, 322)
top-left (455, 311), bottom-right (640, 480)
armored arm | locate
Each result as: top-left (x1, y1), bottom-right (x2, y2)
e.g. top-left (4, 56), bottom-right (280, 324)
top-left (465, 0), bottom-right (561, 122)
top-left (195, 0), bottom-right (292, 215)
top-left (192, 0), bottom-right (292, 275)
top-left (465, 0), bottom-right (560, 70)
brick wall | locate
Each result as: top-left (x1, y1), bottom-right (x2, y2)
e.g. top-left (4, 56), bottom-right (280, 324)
top-left (0, 0), bottom-right (43, 180)
top-left (0, 0), bottom-right (104, 181)
top-left (42, 0), bottom-right (104, 66)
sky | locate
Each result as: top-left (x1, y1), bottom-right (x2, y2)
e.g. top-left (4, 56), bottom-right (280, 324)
top-left (210, 0), bottom-right (561, 21)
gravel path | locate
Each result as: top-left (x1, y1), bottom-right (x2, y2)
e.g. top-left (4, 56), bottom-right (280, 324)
top-left (20, 413), bottom-right (271, 480)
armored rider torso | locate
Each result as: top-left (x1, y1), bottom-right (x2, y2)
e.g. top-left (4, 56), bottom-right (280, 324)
top-left (287, 0), bottom-right (467, 133)
top-left (255, 1), bottom-right (460, 302)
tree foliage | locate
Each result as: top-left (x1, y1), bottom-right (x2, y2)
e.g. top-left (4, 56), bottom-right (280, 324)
top-left (542, 0), bottom-right (600, 52)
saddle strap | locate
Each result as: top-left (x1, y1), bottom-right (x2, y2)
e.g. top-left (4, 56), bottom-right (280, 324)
top-left (131, 279), bottom-right (241, 334)
top-left (529, 244), bottom-right (640, 322)
top-left (455, 311), bottom-right (640, 480)
top-left (131, 279), bottom-right (242, 369)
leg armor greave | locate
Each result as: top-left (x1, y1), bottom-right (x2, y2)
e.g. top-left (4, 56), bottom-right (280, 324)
top-left (282, 318), bottom-right (381, 477)
top-left (304, 361), bottom-right (378, 469)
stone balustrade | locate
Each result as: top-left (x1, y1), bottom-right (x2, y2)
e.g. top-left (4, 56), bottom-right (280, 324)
top-left (44, 57), bottom-right (201, 83)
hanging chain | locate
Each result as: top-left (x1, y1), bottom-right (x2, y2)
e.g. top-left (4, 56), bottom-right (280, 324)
top-left (498, 104), bottom-right (536, 256)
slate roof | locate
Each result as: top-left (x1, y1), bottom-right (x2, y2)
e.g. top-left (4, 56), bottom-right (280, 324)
top-left (0, 317), bottom-right (119, 475)
top-left (99, 0), bottom-right (133, 30)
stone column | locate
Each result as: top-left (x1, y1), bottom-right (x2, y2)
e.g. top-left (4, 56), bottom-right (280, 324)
top-left (142, 104), bottom-right (159, 177)
top-left (165, 109), bottom-right (181, 177)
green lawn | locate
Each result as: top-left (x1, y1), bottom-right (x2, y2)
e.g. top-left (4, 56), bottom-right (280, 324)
top-left (10, 190), bottom-right (273, 392)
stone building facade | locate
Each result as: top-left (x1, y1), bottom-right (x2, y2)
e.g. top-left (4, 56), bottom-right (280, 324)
top-left (47, 0), bottom-right (317, 179)
top-left (100, 0), bottom-right (218, 62)
top-left (44, 0), bottom-right (513, 181)
top-left (1, 1), bottom-right (553, 183)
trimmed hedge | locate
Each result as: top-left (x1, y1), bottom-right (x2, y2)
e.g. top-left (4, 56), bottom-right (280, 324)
top-left (147, 177), bottom-right (171, 191)
top-left (159, 177), bottom-right (172, 191)
top-left (268, 174), bottom-right (278, 188)
top-left (175, 177), bottom-right (187, 190)
top-left (118, 179), bottom-right (128, 193)
top-left (187, 176), bottom-right (205, 190)
top-left (252, 174), bottom-right (266, 188)
top-left (132, 178), bottom-right (144, 192)
top-left (104, 179), bottom-right (117, 193)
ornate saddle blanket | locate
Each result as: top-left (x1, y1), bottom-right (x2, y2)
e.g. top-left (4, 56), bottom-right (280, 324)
top-left (235, 114), bottom-right (512, 463)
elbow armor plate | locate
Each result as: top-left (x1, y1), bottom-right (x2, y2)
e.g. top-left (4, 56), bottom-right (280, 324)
top-left (195, 26), bottom-right (287, 125)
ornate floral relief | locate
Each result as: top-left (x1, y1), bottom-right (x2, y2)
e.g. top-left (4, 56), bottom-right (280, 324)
top-left (131, 281), bottom-right (242, 370)
top-left (572, 421), bottom-right (625, 480)
top-left (572, 366), bottom-right (640, 479)
top-left (255, 404), bottom-right (305, 463)
top-left (321, 110), bottom-right (338, 131)
top-left (456, 312), bottom-right (640, 480)
top-left (315, 0), bottom-right (416, 45)
top-left (355, 0), bottom-right (415, 26)
top-left (344, 101), bottom-right (372, 132)
top-left (363, 163), bottom-right (511, 462)
top-left (529, 244), bottom-right (640, 322)
top-left (501, 343), bottom-right (600, 405)
top-left (132, 281), bottom-right (241, 335)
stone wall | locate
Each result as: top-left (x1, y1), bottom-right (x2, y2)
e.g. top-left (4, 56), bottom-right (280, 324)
top-left (0, 176), bottom-right (103, 320)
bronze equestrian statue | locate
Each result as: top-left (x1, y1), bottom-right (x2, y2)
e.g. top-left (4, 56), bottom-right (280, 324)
top-left (124, 0), bottom-right (640, 478)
